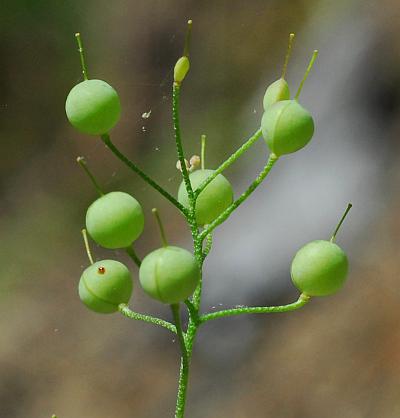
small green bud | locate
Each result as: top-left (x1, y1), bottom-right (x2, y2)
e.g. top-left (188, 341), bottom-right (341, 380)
top-left (79, 260), bottom-right (133, 313)
top-left (261, 99), bottom-right (314, 156)
top-left (291, 240), bottom-right (349, 296)
top-left (139, 246), bottom-right (200, 304)
top-left (174, 56), bottom-right (190, 83)
top-left (86, 191), bottom-right (144, 249)
top-left (178, 169), bottom-right (234, 226)
top-left (65, 79), bottom-right (121, 135)
top-left (263, 78), bottom-right (290, 110)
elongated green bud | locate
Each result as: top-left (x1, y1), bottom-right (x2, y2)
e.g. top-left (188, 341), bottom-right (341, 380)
top-left (174, 56), bottom-right (190, 83)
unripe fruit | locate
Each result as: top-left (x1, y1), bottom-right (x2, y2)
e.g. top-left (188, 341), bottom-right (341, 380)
top-left (174, 56), bottom-right (190, 83)
top-left (86, 191), bottom-right (144, 249)
top-left (178, 169), bottom-right (234, 226)
top-left (261, 99), bottom-right (314, 156)
top-left (263, 78), bottom-right (290, 110)
top-left (65, 79), bottom-right (121, 135)
top-left (291, 240), bottom-right (348, 296)
top-left (139, 246), bottom-right (200, 304)
top-left (79, 260), bottom-right (133, 313)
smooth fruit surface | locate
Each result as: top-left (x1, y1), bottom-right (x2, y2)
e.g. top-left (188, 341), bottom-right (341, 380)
top-left (86, 191), bottom-right (144, 249)
top-left (263, 78), bottom-right (290, 110)
top-left (66, 79), bottom-right (121, 135)
top-left (261, 99), bottom-right (314, 156)
top-left (178, 169), bottom-right (234, 226)
top-left (139, 246), bottom-right (200, 304)
top-left (79, 260), bottom-right (133, 313)
top-left (291, 240), bottom-right (348, 296)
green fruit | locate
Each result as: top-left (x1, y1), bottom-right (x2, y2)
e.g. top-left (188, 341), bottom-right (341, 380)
top-left (86, 191), bottom-right (144, 249)
top-left (261, 99), bottom-right (314, 156)
top-left (174, 56), bottom-right (190, 83)
top-left (291, 240), bottom-right (349, 296)
top-left (178, 169), bottom-right (234, 226)
top-left (139, 246), bottom-right (200, 304)
top-left (263, 78), bottom-right (290, 110)
top-left (79, 260), bottom-right (133, 313)
top-left (65, 79), bottom-right (121, 135)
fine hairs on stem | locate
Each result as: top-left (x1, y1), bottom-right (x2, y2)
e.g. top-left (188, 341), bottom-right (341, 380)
top-left (69, 20), bottom-right (353, 418)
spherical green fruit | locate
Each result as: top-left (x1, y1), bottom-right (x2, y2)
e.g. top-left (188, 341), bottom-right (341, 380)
top-left (65, 79), bottom-right (121, 135)
top-left (139, 246), bottom-right (200, 304)
top-left (79, 260), bottom-right (133, 313)
top-left (178, 169), bottom-right (234, 226)
top-left (86, 191), bottom-right (144, 249)
top-left (291, 240), bottom-right (348, 296)
top-left (261, 100), bottom-right (314, 156)
top-left (263, 78), bottom-right (290, 110)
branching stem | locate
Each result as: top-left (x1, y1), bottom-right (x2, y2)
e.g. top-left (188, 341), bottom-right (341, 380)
top-left (118, 304), bottom-right (177, 333)
top-left (199, 153), bottom-right (279, 241)
top-left (194, 128), bottom-right (263, 199)
top-left (100, 133), bottom-right (187, 216)
top-left (200, 294), bottom-right (310, 323)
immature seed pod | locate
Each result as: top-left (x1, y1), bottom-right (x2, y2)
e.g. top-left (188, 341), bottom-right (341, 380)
top-left (263, 78), bottom-right (290, 110)
top-left (65, 79), bottom-right (121, 135)
top-left (139, 246), bottom-right (200, 304)
top-left (86, 191), bottom-right (144, 249)
top-left (291, 240), bottom-right (348, 296)
top-left (174, 56), bottom-right (190, 83)
top-left (261, 99), bottom-right (314, 156)
top-left (79, 260), bottom-right (133, 313)
top-left (178, 169), bottom-right (234, 226)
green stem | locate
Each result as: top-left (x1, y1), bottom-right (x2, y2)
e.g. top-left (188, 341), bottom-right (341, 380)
top-left (172, 83), bottom-right (195, 206)
top-left (125, 246), bottom-right (142, 268)
top-left (171, 304), bottom-right (190, 418)
top-left (118, 304), bottom-right (176, 333)
top-left (200, 294), bottom-right (310, 323)
top-left (202, 232), bottom-right (213, 259)
top-left (199, 153), bottom-right (279, 241)
top-left (194, 128), bottom-right (263, 199)
top-left (100, 134), bottom-right (187, 216)
top-left (184, 299), bottom-right (200, 325)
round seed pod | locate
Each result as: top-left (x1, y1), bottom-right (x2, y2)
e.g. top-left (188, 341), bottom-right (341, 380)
top-left (178, 169), bottom-right (234, 226)
top-left (263, 78), bottom-right (290, 110)
top-left (65, 79), bottom-right (121, 135)
top-left (79, 260), bottom-right (133, 313)
top-left (139, 246), bottom-right (200, 304)
top-left (291, 240), bottom-right (349, 296)
top-left (261, 99), bottom-right (314, 156)
top-left (86, 191), bottom-right (144, 249)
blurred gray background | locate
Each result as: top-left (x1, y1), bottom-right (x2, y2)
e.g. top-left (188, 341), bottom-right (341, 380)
top-left (1, 0), bottom-right (400, 417)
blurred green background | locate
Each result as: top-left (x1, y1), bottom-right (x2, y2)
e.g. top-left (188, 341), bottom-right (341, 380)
top-left (1, 0), bottom-right (400, 417)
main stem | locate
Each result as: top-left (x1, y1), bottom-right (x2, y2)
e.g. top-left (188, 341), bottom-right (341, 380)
top-left (171, 304), bottom-right (190, 418)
